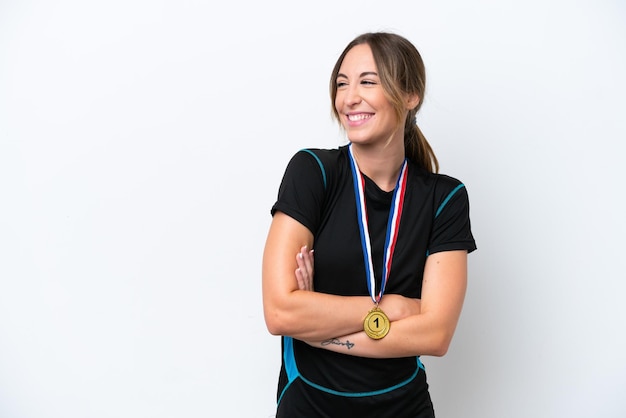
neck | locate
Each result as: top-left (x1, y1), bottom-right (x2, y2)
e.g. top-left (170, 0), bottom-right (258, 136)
top-left (350, 140), bottom-right (406, 192)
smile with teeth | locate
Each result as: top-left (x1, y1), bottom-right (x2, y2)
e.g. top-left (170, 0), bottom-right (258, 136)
top-left (347, 113), bottom-right (373, 121)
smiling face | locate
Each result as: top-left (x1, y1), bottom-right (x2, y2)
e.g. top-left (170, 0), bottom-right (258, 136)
top-left (334, 44), bottom-right (404, 147)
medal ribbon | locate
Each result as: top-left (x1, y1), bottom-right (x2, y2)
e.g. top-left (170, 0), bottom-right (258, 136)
top-left (348, 144), bottom-right (408, 305)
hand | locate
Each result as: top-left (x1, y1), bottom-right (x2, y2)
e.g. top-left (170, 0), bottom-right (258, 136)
top-left (295, 245), bottom-right (315, 291)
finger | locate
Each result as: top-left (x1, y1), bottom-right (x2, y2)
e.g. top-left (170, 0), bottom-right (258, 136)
top-left (301, 249), bottom-right (315, 277)
top-left (296, 250), bottom-right (308, 273)
top-left (295, 246), bottom-right (315, 291)
top-left (295, 268), bottom-right (308, 290)
top-left (296, 267), bottom-right (313, 291)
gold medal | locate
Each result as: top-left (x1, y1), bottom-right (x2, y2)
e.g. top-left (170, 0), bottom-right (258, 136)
top-left (363, 306), bottom-right (390, 340)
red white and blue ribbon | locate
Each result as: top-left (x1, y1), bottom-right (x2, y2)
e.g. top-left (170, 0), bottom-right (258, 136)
top-left (348, 144), bottom-right (408, 305)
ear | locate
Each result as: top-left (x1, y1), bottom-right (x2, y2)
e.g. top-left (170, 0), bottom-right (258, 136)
top-left (405, 93), bottom-right (421, 110)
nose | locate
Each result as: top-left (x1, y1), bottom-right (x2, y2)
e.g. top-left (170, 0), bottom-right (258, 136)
top-left (343, 84), bottom-right (362, 106)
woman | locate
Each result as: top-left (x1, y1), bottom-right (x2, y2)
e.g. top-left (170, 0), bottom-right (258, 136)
top-left (262, 32), bottom-right (476, 417)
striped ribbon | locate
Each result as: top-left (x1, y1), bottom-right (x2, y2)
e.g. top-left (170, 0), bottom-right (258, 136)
top-left (347, 144), bottom-right (408, 304)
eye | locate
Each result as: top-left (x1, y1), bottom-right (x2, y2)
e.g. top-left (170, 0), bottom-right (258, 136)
top-left (361, 79), bottom-right (377, 86)
top-left (336, 81), bottom-right (348, 88)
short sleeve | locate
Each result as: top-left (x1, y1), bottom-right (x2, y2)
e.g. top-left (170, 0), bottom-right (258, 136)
top-left (428, 178), bottom-right (477, 255)
top-left (270, 150), bottom-right (327, 234)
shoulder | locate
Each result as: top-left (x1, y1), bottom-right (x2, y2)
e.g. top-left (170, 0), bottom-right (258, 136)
top-left (432, 173), bottom-right (466, 197)
top-left (430, 174), bottom-right (469, 218)
top-left (290, 146), bottom-right (348, 188)
top-left (272, 146), bottom-right (349, 232)
top-left (296, 146), bottom-right (346, 168)
top-left (424, 172), bottom-right (477, 254)
top-left (407, 161), bottom-right (471, 214)
top-left (407, 161), bottom-right (466, 195)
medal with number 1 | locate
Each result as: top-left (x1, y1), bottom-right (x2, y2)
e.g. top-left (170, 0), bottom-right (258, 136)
top-left (363, 305), bottom-right (391, 339)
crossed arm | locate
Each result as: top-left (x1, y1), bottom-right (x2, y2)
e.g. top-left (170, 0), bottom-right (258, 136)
top-left (262, 211), bottom-right (467, 358)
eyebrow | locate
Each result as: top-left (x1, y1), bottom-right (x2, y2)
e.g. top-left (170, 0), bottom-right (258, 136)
top-left (337, 71), bottom-right (379, 79)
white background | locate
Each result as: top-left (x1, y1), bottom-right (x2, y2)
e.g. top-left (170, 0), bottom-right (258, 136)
top-left (1, 1), bottom-right (625, 417)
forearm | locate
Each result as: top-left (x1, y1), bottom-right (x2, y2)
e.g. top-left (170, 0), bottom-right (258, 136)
top-left (306, 312), bottom-right (456, 358)
top-left (265, 285), bottom-right (422, 341)
top-left (264, 291), bottom-right (373, 341)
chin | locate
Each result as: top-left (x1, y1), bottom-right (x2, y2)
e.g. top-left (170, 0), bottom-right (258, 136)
top-left (348, 138), bottom-right (378, 147)
top-left (346, 133), bottom-right (373, 144)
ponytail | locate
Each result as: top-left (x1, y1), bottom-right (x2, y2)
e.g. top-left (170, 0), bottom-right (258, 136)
top-left (405, 117), bottom-right (439, 173)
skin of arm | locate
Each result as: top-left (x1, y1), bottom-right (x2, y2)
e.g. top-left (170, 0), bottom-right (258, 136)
top-left (262, 211), bottom-right (421, 341)
top-left (297, 249), bottom-right (467, 358)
